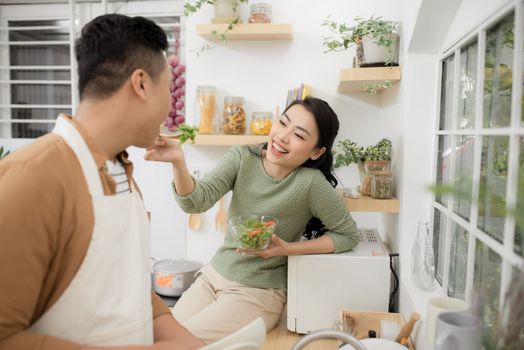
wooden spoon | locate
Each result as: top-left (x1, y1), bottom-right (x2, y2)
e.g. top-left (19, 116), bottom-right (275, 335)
top-left (215, 197), bottom-right (228, 233)
top-left (188, 213), bottom-right (201, 231)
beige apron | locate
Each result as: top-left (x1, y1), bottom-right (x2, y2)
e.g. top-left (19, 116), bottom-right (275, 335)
top-left (29, 116), bottom-right (153, 346)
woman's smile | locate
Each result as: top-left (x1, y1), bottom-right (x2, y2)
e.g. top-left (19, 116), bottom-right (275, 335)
top-left (270, 140), bottom-right (289, 156)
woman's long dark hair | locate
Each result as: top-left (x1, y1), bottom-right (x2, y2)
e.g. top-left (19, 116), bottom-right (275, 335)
top-left (283, 97), bottom-right (340, 239)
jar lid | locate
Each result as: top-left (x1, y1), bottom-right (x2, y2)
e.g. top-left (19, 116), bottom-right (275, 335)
top-left (250, 3), bottom-right (272, 10)
top-left (224, 96), bottom-right (244, 103)
top-left (252, 111), bottom-right (272, 118)
top-left (373, 171), bottom-right (393, 176)
top-left (196, 85), bottom-right (217, 92)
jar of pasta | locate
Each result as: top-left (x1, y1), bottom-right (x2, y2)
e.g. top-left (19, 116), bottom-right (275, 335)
top-left (250, 112), bottom-right (272, 135)
top-left (194, 86), bottom-right (217, 134)
top-left (223, 97), bottom-right (246, 135)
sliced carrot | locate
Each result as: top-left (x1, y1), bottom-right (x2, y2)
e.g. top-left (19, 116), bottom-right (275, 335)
top-left (262, 220), bottom-right (276, 227)
top-left (248, 228), bottom-right (262, 237)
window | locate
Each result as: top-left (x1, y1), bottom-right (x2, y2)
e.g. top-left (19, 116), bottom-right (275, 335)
top-left (0, 19), bottom-right (72, 138)
top-left (433, 2), bottom-right (523, 347)
top-left (0, 1), bottom-right (184, 139)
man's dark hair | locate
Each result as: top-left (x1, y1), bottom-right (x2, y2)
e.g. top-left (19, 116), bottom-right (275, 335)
top-left (75, 14), bottom-right (168, 100)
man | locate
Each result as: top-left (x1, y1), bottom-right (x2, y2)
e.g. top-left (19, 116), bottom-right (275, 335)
top-left (0, 14), bottom-right (203, 350)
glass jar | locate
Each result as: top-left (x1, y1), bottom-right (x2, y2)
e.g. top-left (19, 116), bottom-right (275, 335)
top-left (249, 3), bottom-right (272, 23)
top-left (194, 86), bottom-right (217, 134)
top-left (250, 112), bottom-right (272, 135)
top-left (371, 171), bottom-right (393, 199)
top-left (223, 97), bottom-right (246, 134)
top-left (364, 160), bottom-right (390, 173)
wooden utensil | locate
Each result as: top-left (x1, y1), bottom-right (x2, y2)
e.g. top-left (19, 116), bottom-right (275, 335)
top-left (188, 213), bottom-right (201, 231)
top-left (394, 312), bottom-right (420, 342)
top-left (215, 197), bottom-right (227, 233)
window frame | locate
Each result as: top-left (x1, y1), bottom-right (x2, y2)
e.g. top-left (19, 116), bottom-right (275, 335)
top-left (432, 0), bottom-right (524, 317)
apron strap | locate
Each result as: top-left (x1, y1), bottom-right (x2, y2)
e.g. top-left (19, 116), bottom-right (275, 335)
top-left (53, 116), bottom-right (104, 197)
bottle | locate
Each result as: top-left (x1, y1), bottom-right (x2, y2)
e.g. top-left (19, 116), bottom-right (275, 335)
top-left (223, 97), bottom-right (246, 134)
top-left (411, 221), bottom-right (436, 291)
top-left (194, 86), bottom-right (217, 134)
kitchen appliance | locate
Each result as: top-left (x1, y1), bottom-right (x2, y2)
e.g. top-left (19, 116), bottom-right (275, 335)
top-left (287, 228), bottom-right (391, 334)
top-left (151, 258), bottom-right (203, 297)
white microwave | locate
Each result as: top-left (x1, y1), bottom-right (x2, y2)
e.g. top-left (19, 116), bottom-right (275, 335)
top-left (287, 228), bottom-right (391, 334)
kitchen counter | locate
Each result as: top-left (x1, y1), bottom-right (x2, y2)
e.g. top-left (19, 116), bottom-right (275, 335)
top-left (167, 304), bottom-right (339, 349)
top-left (262, 311), bottom-right (339, 350)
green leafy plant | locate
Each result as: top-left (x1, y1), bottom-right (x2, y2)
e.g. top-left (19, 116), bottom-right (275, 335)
top-left (184, 0), bottom-right (248, 53)
top-left (333, 138), bottom-right (392, 168)
top-left (177, 123), bottom-right (199, 145)
top-left (184, 0), bottom-right (247, 17)
top-left (333, 140), bottom-right (363, 168)
top-left (363, 138), bottom-right (392, 161)
top-left (322, 15), bottom-right (399, 94)
top-left (0, 146), bottom-right (10, 159)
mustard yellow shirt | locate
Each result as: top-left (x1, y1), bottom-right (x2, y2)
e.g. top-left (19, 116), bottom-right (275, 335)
top-left (0, 116), bottom-right (170, 350)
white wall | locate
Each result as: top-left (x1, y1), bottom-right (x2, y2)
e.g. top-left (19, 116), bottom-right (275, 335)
top-left (177, 0), bottom-right (407, 263)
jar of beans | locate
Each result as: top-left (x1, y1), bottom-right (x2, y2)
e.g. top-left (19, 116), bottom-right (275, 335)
top-left (371, 171), bottom-right (393, 199)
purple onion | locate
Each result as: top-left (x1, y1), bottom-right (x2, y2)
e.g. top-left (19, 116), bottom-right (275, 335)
top-left (175, 100), bottom-right (185, 110)
top-left (166, 117), bottom-right (175, 128)
top-left (167, 55), bottom-right (179, 68)
top-left (173, 65), bottom-right (186, 76)
top-left (173, 88), bottom-right (185, 98)
top-left (175, 76), bottom-right (186, 88)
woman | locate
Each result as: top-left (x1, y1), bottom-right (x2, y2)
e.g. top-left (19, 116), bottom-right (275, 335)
top-left (145, 97), bottom-right (359, 343)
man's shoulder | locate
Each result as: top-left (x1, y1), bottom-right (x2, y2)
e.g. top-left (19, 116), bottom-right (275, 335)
top-left (0, 133), bottom-right (78, 186)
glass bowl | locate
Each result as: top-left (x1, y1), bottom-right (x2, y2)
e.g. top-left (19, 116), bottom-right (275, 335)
top-left (228, 215), bottom-right (278, 253)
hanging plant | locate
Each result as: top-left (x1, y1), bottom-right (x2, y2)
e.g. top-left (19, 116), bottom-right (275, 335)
top-left (185, 0), bottom-right (248, 54)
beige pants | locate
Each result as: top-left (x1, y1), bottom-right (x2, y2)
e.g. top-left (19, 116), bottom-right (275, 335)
top-left (172, 264), bottom-right (287, 343)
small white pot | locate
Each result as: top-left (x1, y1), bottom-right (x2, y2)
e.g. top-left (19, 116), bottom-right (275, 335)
top-left (213, 0), bottom-right (240, 22)
top-left (359, 33), bottom-right (399, 66)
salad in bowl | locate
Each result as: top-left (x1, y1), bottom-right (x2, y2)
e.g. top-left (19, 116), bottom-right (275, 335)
top-left (228, 215), bottom-right (278, 253)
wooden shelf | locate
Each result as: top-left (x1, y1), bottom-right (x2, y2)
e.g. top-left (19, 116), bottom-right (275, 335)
top-left (193, 134), bottom-right (268, 146)
top-left (337, 66), bottom-right (402, 94)
top-left (197, 23), bottom-right (293, 40)
top-left (337, 189), bottom-right (400, 212)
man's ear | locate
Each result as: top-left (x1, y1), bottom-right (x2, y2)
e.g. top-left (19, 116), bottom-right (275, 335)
top-left (130, 69), bottom-right (147, 100)
top-left (310, 146), bottom-right (326, 161)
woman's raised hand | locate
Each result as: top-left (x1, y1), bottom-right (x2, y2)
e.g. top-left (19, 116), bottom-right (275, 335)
top-left (144, 136), bottom-right (185, 164)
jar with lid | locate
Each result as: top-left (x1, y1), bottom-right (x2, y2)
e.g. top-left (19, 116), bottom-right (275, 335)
top-left (223, 97), bottom-right (246, 134)
top-left (364, 160), bottom-right (390, 173)
top-left (249, 3), bottom-right (272, 23)
top-left (194, 86), bottom-right (217, 134)
top-left (371, 171), bottom-right (393, 199)
top-left (250, 112), bottom-right (272, 135)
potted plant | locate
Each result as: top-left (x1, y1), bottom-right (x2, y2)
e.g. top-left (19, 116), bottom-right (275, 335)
top-left (185, 0), bottom-right (248, 42)
top-left (333, 138), bottom-right (392, 195)
top-left (322, 15), bottom-right (400, 94)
